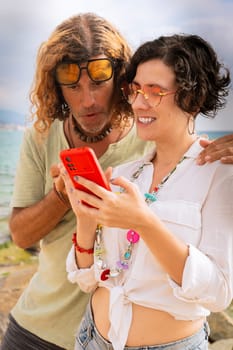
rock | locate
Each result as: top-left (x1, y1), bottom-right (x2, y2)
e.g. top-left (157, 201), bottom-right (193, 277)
top-left (209, 338), bottom-right (233, 350)
top-left (0, 263), bottom-right (37, 341)
top-left (208, 310), bottom-right (233, 341)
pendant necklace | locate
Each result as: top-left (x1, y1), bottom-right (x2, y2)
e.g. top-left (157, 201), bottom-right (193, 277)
top-left (144, 156), bottom-right (187, 204)
top-left (94, 155), bottom-right (187, 281)
top-left (95, 225), bottom-right (140, 281)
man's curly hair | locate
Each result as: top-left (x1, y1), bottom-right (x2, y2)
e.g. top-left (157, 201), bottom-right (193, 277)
top-left (30, 13), bottom-right (133, 133)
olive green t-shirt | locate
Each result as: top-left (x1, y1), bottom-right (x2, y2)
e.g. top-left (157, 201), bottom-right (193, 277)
top-left (10, 119), bottom-right (154, 350)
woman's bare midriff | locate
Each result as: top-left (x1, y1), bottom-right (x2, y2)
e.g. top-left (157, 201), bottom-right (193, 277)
top-left (92, 287), bottom-right (204, 346)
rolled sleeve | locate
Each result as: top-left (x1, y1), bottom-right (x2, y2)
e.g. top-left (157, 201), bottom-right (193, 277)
top-left (169, 245), bottom-right (232, 311)
top-left (66, 246), bottom-right (98, 293)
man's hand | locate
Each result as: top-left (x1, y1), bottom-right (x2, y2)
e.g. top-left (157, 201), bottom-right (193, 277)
top-left (50, 164), bottom-right (71, 207)
top-left (50, 164), bottom-right (66, 192)
top-left (197, 134), bottom-right (233, 165)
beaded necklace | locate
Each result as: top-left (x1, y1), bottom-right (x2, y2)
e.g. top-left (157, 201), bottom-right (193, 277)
top-left (144, 156), bottom-right (187, 203)
top-left (94, 155), bottom-right (187, 281)
top-left (71, 115), bottom-right (112, 144)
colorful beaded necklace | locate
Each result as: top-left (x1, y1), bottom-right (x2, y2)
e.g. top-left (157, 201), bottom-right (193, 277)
top-left (94, 155), bottom-right (187, 281)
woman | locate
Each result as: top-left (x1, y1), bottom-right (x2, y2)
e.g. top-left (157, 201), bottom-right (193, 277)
top-left (62, 34), bottom-right (233, 350)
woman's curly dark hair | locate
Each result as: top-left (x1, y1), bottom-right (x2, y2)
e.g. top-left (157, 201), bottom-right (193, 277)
top-left (30, 13), bottom-right (133, 133)
top-left (126, 34), bottom-right (231, 118)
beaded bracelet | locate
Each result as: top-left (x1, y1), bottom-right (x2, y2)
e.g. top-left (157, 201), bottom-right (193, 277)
top-left (72, 233), bottom-right (94, 254)
top-left (53, 183), bottom-right (71, 209)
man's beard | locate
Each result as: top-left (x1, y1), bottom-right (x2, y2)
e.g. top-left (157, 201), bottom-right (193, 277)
top-left (72, 115), bottom-right (112, 143)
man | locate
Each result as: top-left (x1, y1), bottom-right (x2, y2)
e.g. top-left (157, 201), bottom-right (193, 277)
top-left (1, 13), bottom-right (233, 350)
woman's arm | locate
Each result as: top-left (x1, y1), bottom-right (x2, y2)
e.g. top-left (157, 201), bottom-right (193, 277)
top-left (61, 167), bottom-right (99, 292)
top-left (61, 165), bottom-right (98, 268)
top-left (171, 165), bottom-right (233, 311)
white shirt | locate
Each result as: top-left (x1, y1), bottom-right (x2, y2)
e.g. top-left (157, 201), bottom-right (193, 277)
top-left (66, 139), bottom-right (233, 350)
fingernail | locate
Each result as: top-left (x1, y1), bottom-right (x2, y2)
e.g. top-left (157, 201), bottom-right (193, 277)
top-left (73, 175), bottom-right (79, 182)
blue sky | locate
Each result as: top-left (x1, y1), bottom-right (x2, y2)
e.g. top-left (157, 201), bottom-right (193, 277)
top-left (0, 0), bottom-right (232, 130)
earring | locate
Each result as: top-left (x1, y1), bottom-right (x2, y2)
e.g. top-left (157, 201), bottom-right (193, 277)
top-left (61, 102), bottom-right (70, 115)
top-left (187, 116), bottom-right (195, 135)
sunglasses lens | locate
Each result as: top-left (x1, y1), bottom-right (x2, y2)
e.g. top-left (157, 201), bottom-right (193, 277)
top-left (88, 59), bottom-right (113, 82)
top-left (146, 86), bottom-right (161, 95)
top-left (144, 86), bottom-right (162, 105)
top-left (55, 63), bottom-right (80, 85)
top-left (123, 84), bottom-right (163, 105)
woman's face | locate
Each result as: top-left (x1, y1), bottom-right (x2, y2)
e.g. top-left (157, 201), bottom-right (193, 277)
top-left (131, 59), bottom-right (188, 143)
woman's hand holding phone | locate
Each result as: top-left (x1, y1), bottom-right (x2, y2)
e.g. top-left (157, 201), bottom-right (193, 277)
top-left (60, 147), bottom-right (111, 208)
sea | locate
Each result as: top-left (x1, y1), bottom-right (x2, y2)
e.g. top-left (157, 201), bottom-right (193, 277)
top-left (0, 128), bottom-right (24, 243)
top-left (0, 128), bottom-right (232, 244)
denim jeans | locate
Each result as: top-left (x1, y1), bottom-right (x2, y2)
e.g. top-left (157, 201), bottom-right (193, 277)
top-left (75, 301), bottom-right (209, 350)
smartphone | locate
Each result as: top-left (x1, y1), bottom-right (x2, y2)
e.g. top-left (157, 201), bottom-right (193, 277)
top-left (60, 147), bottom-right (111, 197)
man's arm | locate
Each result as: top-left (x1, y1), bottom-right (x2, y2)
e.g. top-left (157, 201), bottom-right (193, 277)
top-left (197, 134), bottom-right (233, 165)
top-left (9, 188), bottom-right (70, 249)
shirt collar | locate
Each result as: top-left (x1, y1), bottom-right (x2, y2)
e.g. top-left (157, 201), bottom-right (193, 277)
top-left (183, 137), bottom-right (205, 159)
top-left (141, 137), bottom-right (205, 165)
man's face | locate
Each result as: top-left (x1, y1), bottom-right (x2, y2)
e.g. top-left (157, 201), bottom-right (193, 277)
top-left (60, 55), bottom-right (115, 135)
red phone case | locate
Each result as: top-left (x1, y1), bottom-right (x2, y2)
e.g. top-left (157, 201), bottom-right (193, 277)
top-left (60, 147), bottom-right (111, 195)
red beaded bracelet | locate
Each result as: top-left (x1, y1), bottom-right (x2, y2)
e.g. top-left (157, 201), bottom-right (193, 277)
top-left (72, 233), bottom-right (94, 254)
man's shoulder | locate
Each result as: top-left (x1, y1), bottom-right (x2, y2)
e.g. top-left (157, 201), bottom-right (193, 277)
top-left (23, 119), bottom-right (64, 141)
